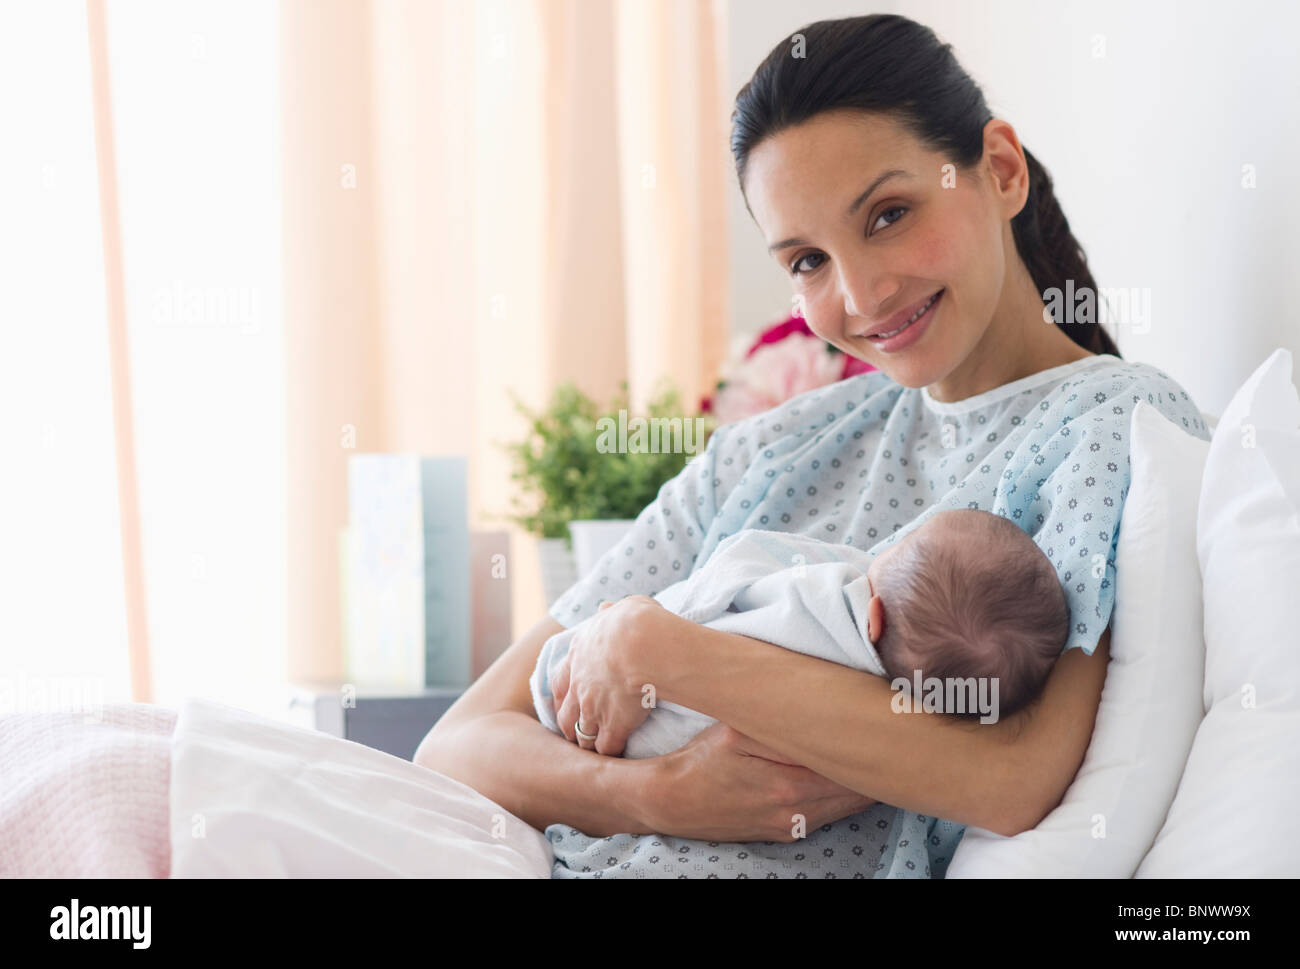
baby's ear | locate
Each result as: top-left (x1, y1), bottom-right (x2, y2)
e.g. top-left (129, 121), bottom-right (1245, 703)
top-left (866, 594), bottom-right (886, 644)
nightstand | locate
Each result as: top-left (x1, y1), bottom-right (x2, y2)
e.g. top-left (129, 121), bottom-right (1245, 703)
top-left (288, 681), bottom-right (465, 761)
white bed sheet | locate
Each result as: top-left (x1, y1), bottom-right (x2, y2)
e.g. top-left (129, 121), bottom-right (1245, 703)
top-left (169, 698), bottom-right (553, 878)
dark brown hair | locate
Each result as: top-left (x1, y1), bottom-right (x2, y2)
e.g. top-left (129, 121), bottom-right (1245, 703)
top-left (873, 510), bottom-right (1069, 718)
top-left (730, 13), bottom-right (1120, 357)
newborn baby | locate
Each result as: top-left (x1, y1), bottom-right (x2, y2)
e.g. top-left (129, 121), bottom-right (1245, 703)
top-left (862, 508), bottom-right (1069, 715)
top-left (531, 508), bottom-right (1070, 757)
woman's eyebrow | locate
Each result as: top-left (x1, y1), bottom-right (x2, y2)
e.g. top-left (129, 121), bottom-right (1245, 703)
top-left (767, 168), bottom-right (914, 253)
top-left (846, 168), bottom-right (913, 216)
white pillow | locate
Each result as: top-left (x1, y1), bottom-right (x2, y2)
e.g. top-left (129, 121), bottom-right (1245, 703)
top-left (948, 400), bottom-right (1208, 877)
top-left (1137, 348), bottom-right (1300, 877)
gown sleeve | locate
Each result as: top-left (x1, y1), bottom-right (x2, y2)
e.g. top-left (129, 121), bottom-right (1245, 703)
top-left (546, 417), bottom-right (742, 628)
top-left (991, 363), bottom-right (1209, 656)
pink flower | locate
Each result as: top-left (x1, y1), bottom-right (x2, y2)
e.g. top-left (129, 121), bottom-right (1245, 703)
top-left (745, 316), bottom-right (817, 357)
top-left (708, 334), bottom-right (846, 425)
top-left (747, 315), bottom-right (875, 379)
top-left (698, 315), bottom-right (876, 418)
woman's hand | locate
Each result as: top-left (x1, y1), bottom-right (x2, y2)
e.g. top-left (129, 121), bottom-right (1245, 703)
top-left (551, 595), bottom-right (665, 757)
top-left (640, 722), bottom-right (877, 842)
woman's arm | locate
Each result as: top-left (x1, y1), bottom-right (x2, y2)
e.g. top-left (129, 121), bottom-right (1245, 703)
top-left (415, 611), bottom-right (875, 841)
top-left (412, 615), bottom-right (656, 837)
top-left (639, 613), bottom-right (1111, 838)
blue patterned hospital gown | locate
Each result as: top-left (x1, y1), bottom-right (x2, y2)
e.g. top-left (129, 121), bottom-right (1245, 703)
top-left (545, 352), bottom-right (1210, 878)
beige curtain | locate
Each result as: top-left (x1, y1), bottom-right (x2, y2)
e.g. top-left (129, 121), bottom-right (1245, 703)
top-left (86, 0), bottom-right (152, 702)
top-left (280, 0), bottom-right (732, 683)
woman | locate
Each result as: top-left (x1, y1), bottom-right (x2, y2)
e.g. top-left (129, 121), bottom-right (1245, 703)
top-left (416, 14), bottom-right (1209, 877)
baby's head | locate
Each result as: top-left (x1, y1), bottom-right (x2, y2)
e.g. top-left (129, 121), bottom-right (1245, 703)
top-left (863, 509), bottom-right (1069, 719)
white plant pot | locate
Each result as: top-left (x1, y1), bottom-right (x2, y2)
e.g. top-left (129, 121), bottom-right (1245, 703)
top-left (568, 519), bottom-right (636, 578)
top-left (536, 536), bottom-right (578, 607)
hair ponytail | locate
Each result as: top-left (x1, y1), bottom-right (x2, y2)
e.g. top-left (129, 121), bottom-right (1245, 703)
top-left (731, 14), bottom-right (1120, 358)
top-left (1012, 149), bottom-right (1119, 356)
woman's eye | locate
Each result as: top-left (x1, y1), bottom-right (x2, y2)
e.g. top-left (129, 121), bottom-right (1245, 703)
top-left (790, 252), bottom-right (825, 276)
top-left (872, 205), bottom-right (907, 233)
top-left (790, 208), bottom-right (906, 275)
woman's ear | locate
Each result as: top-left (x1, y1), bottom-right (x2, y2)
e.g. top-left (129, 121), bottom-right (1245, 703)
top-left (981, 118), bottom-right (1030, 221)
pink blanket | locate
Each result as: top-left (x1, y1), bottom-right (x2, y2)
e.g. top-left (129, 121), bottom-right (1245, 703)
top-left (2, 699), bottom-right (554, 877)
top-left (0, 703), bottom-right (176, 878)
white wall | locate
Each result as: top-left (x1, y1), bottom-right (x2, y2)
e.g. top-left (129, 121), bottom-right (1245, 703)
top-left (725, 0), bottom-right (1300, 415)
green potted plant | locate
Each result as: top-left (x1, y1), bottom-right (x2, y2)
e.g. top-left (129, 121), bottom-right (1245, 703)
top-left (502, 380), bottom-right (714, 604)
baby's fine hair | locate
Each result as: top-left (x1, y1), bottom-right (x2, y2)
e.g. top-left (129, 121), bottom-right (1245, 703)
top-left (873, 510), bottom-right (1070, 717)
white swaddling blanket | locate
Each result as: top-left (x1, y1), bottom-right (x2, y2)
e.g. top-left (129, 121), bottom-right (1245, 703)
top-left (530, 529), bottom-right (887, 758)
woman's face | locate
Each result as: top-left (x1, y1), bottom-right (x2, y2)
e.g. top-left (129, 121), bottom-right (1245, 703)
top-left (742, 110), bottom-right (1021, 391)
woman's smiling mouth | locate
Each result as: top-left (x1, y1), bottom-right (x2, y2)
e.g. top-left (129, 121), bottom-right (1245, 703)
top-left (855, 288), bottom-right (944, 352)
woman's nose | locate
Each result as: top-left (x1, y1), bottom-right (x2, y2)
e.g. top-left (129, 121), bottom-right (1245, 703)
top-left (841, 270), bottom-right (901, 323)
